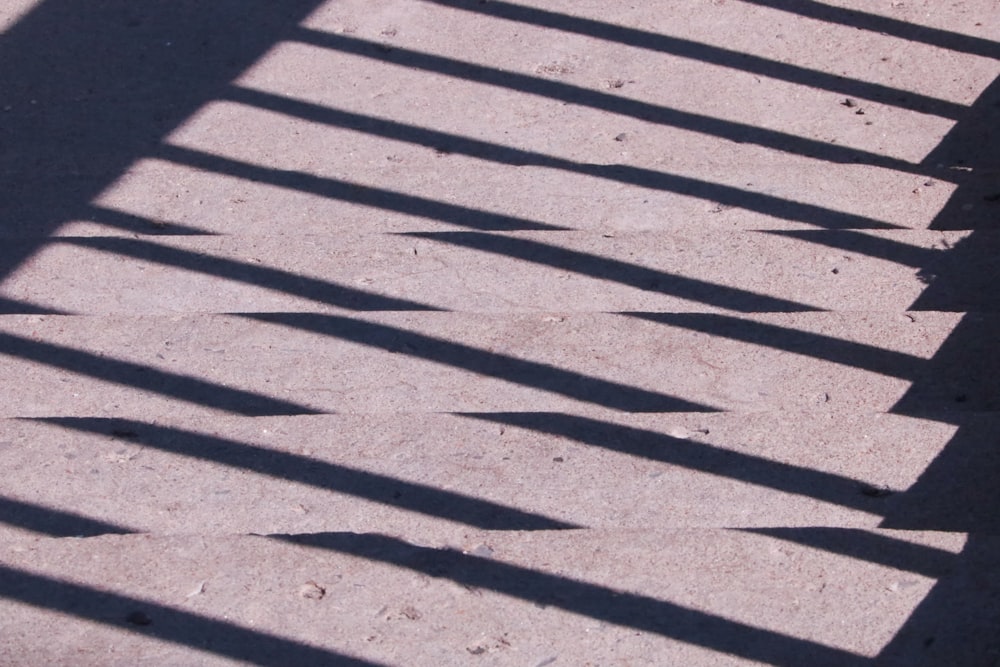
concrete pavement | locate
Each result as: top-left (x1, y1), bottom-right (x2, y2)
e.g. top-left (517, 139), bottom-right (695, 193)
top-left (1, 1), bottom-right (999, 665)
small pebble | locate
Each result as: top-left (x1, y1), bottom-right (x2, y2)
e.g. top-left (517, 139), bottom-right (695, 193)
top-left (470, 544), bottom-right (495, 558)
top-left (299, 581), bottom-right (326, 600)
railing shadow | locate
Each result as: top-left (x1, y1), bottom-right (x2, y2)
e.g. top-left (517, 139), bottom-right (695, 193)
top-left (273, 531), bottom-right (869, 667)
top-left (874, 69), bottom-right (1000, 655)
top-left (462, 411), bottom-right (892, 512)
top-left (19, 236), bottom-right (441, 312)
top-left (0, 564), bottom-right (384, 667)
top-left (218, 85), bottom-right (903, 230)
top-left (241, 311), bottom-right (715, 412)
top-left (718, 64), bottom-right (1000, 662)
top-left (0, 330), bottom-right (317, 416)
top-left (0, 0), bottom-right (997, 663)
top-left (0, 0), bottom-right (324, 279)
top-left (0, 496), bottom-right (136, 538)
top-left (289, 27), bottom-right (922, 175)
top-left (39, 417), bottom-right (576, 531)
top-left (403, 232), bottom-right (815, 311)
top-left (151, 143), bottom-right (567, 232)
top-left (921, 75), bottom-right (1000, 231)
top-left (739, 0), bottom-right (1000, 60)
top-left (419, 0), bottom-right (965, 118)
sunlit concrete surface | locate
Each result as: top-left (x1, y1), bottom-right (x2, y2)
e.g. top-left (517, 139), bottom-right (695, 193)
top-left (1, 0), bottom-right (999, 665)
top-left (0, 0), bottom-right (42, 34)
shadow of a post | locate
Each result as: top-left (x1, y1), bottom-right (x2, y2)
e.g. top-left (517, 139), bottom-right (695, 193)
top-left (873, 74), bottom-right (1000, 665)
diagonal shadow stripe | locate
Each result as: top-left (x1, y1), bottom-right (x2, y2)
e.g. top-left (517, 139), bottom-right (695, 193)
top-left (154, 144), bottom-right (566, 232)
top-left (741, 528), bottom-right (956, 579)
top-left (54, 236), bottom-right (440, 311)
top-left (461, 412), bottom-right (885, 512)
top-left (226, 85), bottom-right (901, 230)
top-left (0, 204), bottom-right (212, 237)
top-left (420, 0), bottom-right (965, 119)
top-left (0, 496), bottom-right (136, 538)
top-left (740, 0), bottom-right (1000, 60)
top-left (0, 564), bottom-right (384, 667)
top-left (40, 417), bottom-right (577, 531)
top-left (273, 532), bottom-right (869, 667)
top-left (763, 230), bottom-right (940, 268)
top-left (223, 85), bottom-right (558, 170)
top-left (0, 296), bottom-right (69, 315)
top-left (291, 28), bottom-right (928, 176)
top-left (0, 331), bottom-right (316, 416)
top-left (578, 163), bottom-right (904, 229)
top-left (81, 205), bottom-right (216, 236)
top-left (627, 312), bottom-right (925, 379)
top-left (240, 312), bottom-right (716, 412)
top-left (404, 231), bottom-right (818, 312)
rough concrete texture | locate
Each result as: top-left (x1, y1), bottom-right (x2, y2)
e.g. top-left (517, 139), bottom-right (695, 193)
top-left (0, 530), bottom-right (981, 667)
top-left (0, 412), bottom-right (963, 538)
top-left (0, 311), bottom-right (968, 416)
top-left (0, 231), bottom-right (982, 314)
top-left (1, 0), bottom-right (999, 665)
